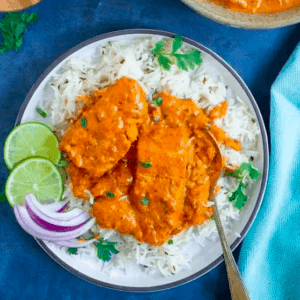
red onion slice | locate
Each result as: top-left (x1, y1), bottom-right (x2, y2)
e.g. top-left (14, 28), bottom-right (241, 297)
top-left (43, 201), bottom-right (68, 212)
top-left (25, 194), bottom-right (85, 221)
top-left (26, 204), bottom-right (88, 232)
top-left (14, 206), bottom-right (95, 248)
top-left (14, 205), bottom-right (95, 241)
top-left (26, 196), bottom-right (90, 229)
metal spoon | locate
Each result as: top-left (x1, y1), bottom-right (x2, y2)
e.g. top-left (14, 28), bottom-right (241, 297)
top-left (204, 130), bottom-right (252, 300)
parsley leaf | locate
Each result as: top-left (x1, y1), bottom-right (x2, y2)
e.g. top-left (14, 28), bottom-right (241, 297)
top-left (95, 238), bottom-right (119, 262)
top-left (152, 98), bottom-right (162, 106)
top-left (226, 162), bottom-right (262, 209)
top-left (210, 216), bottom-right (215, 220)
top-left (140, 197), bottom-right (149, 206)
top-left (140, 161), bottom-right (152, 168)
top-left (167, 239), bottom-right (173, 245)
top-left (0, 12), bottom-right (39, 55)
top-left (151, 34), bottom-right (202, 72)
top-left (67, 248), bottom-right (78, 255)
top-left (106, 191), bottom-right (115, 198)
top-left (36, 108), bottom-right (48, 118)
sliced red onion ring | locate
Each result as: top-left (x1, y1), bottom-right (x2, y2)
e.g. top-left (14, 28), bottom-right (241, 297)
top-left (25, 193), bottom-right (85, 221)
top-left (26, 204), bottom-right (89, 232)
top-left (43, 201), bottom-right (68, 212)
top-left (26, 196), bottom-right (90, 230)
top-left (57, 203), bottom-right (68, 213)
top-left (14, 205), bottom-right (95, 241)
top-left (14, 206), bottom-right (95, 248)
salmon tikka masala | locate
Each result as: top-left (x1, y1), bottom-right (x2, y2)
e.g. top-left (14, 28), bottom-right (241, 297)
top-left (59, 77), bottom-right (241, 246)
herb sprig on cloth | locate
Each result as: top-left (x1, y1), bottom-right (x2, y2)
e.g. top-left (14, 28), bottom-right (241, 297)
top-left (0, 12), bottom-right (39, 55)
top-left (151, 35), bottom-right (202, 71)
top-left (225, 162), bottom-right (262, 209)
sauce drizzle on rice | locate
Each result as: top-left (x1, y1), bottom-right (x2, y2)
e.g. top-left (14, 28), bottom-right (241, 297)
top-left (59, 76), bottom-right (241, 246)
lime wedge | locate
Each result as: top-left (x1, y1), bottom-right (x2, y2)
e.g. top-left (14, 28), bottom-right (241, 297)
top-left (4, 122), bottom-right (61, 170)
top-left (5, 157), bottom-right (64, 206)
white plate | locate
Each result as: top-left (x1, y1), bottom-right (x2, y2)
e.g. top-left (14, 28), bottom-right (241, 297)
top-left (16, 29), bottom-right (269, 292)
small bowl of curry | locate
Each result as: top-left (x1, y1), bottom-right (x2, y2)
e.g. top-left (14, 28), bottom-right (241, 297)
top-left (181, 0), bottom-right (300, 29)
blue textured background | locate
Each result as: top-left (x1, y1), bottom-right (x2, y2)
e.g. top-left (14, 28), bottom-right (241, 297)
top-left (0, 0), bottom-right (299, 299)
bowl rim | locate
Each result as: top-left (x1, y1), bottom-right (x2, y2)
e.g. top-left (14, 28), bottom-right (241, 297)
top-left (181, 0), bottom-right (300, 29)
top-left (15, 28), bottom-right (269, 292)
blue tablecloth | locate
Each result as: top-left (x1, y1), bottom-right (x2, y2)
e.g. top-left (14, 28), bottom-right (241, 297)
top-left (0, 1), bottom-right (299, 299)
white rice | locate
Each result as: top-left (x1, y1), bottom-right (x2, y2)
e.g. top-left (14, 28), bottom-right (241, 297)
top-left (39, 36), bottom-right (260, 277)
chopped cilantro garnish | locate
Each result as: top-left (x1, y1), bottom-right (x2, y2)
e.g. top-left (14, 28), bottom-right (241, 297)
top-left (106, 191), bottom-right (115, 198)
top-left (140, 197), bottom-right (149, 206)
top-left (152, 98), bottom-right (162, 106)
top-left (67, 248), bottom-right (78, 255)
top-left (153, 117), bottom-right (159, 122)
top-left (95, 238), bottom-right (119, 262)
top-left (81, 117), bottom-right (87, 127)
top-left (36, 108), bottom-right (48, 118)
top-left (167, 239), bottom-right (173, 245)
top-left (225, 162), bottom-right (262, 209)
top-left (58, 159), bottom-right (69, 168)
top-left (140, 162), bottom-right (152, 168)
top-left (151, 35), bottom-right (202, 72)
top-left (210, 216), bottom-right (215, 220)
top-left (0, 12), bottom-right (39, 55)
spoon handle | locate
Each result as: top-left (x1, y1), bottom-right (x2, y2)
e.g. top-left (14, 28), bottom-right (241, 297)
top-left (212, 203), bottom-right (252, 300)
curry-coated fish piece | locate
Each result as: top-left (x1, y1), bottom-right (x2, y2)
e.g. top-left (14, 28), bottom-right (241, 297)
top-left (59, 77), bottom-right (149, 178)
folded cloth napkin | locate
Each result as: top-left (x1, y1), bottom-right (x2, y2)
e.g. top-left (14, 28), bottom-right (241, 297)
top-left (238, 44), bottom-right (300, 300)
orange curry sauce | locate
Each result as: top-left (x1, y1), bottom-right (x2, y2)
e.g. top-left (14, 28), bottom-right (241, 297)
top-left (211, 0), bottom-right (300, 13)
top-left (59, 77), bottom-right (241, 246)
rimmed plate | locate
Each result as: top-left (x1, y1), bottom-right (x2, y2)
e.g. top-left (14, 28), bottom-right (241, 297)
top-left (15, 29), bottom-right (269, 292)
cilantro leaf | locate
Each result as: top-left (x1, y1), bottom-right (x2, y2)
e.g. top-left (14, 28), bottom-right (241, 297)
top-left (172, 34), bottom-right (183, 53)
top-left (152, 98), bottom-right (162, 106)
top-left (58, 159), bottom-right (69, 167)
top-left (228, 184), bottom-right (247, 209)
top-left (81, 117), bottom-right (87, 127)
top-left (226, 162), bottom-right (262, 183)
top-left (36, 108), bottom-right (48, 118)
top-left (151, 40), bottom-right (166, 55)
top-left (0, 12), bottom-right (39, 55)
top-left (167, 239), bottom-right (173, 245)
top-left (24, 12), bottom-right (39, 25)
top-left (67, 248), bottom-right (78, 255)
top-left (151, 35), bottom-right (202, 72)
top-left (226, 162), bottom-right (262, 210)
top-left (140, 161), bottom-right (152, 168)
top-left (106, 191), bottom-right (115, 198)
top-left (140, 197), bottom-right (149, 206)
top-left (174, 54), bottom-right (189, 71)
top-left (95, 238), bottom-right (119, 262)
top-left (157, 55), bottom-right (173, 71)
top-left (250, 167), bottom-right (262, 181)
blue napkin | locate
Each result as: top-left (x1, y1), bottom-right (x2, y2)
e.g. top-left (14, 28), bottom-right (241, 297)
top-left (238, 43), bottom-right (300, 300)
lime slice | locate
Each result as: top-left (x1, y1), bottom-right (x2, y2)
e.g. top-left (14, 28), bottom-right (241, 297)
top-left (4, 121), bottom-right (61, 170)
top-left (5, 157), bottom-right (64, 206)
